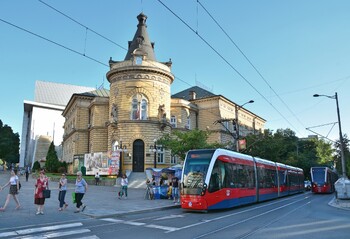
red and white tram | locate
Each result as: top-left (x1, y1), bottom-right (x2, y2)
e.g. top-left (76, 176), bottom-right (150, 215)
top-left (180, 148), bottom-right (304, 211)
top-left (310, 167), bottom-right (338, 194)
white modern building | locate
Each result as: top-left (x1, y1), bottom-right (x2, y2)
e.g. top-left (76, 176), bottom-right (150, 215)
top-left (19, 81), bottom-right (95, 167)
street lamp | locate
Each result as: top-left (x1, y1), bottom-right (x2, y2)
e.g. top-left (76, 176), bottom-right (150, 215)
top-left (149, 139), bottom-right (160, 168)
top-left (235, 100), bottom-right (254, 152)
top-left (313, 93), bottom-right (346, 178)
top-left (314, 92), bottom-right (349, 199)
top-left (115, 140), bottom-right (127, 177)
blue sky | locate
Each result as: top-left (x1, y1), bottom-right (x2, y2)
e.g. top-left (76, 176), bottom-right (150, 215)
top-left (1, 0), bottom-right (349, 143)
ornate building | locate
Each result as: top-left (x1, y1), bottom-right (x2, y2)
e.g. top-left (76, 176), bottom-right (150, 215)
top-left (62, 13), bottom-right (265, 174)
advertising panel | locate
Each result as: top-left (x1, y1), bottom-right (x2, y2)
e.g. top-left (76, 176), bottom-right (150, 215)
top-left (73, 154), bottom-right (85, 173)
top-left (84, 151), bottom-right (120, 176)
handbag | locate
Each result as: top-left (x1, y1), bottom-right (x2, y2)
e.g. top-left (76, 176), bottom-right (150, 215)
top-left (72, 192), bottom-right (76, 203)
top-left (43, 189), bottom-right (51, 198)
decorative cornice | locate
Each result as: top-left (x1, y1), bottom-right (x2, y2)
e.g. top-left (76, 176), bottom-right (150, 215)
top-left (107, 67), bottom-right (174, 84)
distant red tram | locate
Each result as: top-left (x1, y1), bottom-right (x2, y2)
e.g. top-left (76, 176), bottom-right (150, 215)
top-left (310, 167), bottom-right (338, 194)
top-left (180, 149), bottom-right (304, 211)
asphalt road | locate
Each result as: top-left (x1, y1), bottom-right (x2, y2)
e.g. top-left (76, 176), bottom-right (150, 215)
top-left (1, 192), bottom-right (349, 239)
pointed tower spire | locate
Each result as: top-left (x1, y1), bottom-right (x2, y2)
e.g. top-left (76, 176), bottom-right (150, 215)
top-left (124, 13), bottom-right (156, 61)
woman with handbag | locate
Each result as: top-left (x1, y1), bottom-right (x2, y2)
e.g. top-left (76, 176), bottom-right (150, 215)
top-left (0, 169), bottom-right (21, 211)
top-left (34, 170), bottom-right (49, 215)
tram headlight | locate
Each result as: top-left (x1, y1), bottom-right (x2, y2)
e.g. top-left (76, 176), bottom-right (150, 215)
top-left (201, 183), bottom-right (207, 196)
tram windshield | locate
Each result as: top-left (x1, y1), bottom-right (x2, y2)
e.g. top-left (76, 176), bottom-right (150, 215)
top-left (182, 150), bottom-right (214, 195)
top-left (311, 168), bottom-right (326, 184)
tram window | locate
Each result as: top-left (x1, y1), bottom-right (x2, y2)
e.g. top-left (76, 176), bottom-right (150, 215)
top-left (224, 163), bottom-right (234, 188)
top-left (257, 167), bottom-right (276, 188)
top-left (208, 161), bottom-right (223, 193)
top-left (234, 164), bottom-right (255, 188)
top-left (327, 172), bottom-right (331, 184)
top-left (278, 170), bottom-right (287, 186)
top-left (214, 161), bottom-right (256, 189)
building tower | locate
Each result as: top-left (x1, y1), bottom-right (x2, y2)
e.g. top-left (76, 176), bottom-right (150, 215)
top-left (106, 13), bottom-right (174, 172)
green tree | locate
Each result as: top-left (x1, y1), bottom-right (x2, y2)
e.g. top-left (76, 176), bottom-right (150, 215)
top-left (45, 141), bottom-right (60, 173)
top-left (334, 134), bottom-right (350, 177)
top-left (314, 139), bottom-right (334, 166)
top-left (32, 161), bottom-right (41, 172)
top-left (0, 120), bottom-right (20, 167)
top-left (244, 128), bottom-right (333, 179)
top-left (157, 129), bottom-right (223, 161)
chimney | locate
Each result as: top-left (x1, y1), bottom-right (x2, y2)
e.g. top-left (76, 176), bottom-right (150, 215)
top-left (189, 90), bottom-right (196, 100)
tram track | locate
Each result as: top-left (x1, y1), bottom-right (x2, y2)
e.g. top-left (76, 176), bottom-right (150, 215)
top-left (190, 193), bottom-right (314, 239)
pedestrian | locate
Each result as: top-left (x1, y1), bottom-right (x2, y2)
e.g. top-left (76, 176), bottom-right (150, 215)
top-left (25, 165), bottom-right (30, 182)
top-left (145, 178), bottom-right (154, 200)
top-left (0, 169), bottom-right (21, 211)
top-left (94, 172), bottom-right (100, 185)
top-left (167, 182), bottom-right (173, 200)
top-left (171, 176), bottom-right (179, 204)
top-left (118, 174), bottom-right (128, 199)
top-left (74, 171), bottom-right (88, 213)
top-left (34, 170), bottom-right (49, 215)
top-left (58, 173), bottom-right (68, 211)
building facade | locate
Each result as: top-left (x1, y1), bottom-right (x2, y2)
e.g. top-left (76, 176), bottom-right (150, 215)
top-left (20, 81), bottom-right (95, 168)
top-left (61, 13), bottom-right (265, 174)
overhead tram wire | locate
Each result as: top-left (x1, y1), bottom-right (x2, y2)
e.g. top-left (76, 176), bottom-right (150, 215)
top-left (197, 0), bottom-right (305, 131)
top-left (38, 0), bottom-right (194, 89)
top-left (156, 0), bottom-right (300, 134)
top-left (0, 16), bottom-right (190, 101)
top-left (4, 1), bottom-right (258, 130)
top-left (38, 0), bottom-right (194, 91)
top-left (38, 0), bottom-right (299, 135)
top-left (2, 3), bottom-right (251, 129)
top-left (1, 11), bottom-right (254, 139)
top-left (38, 0), bottom-right (264, 132)
top-left (0, 18), bottom-right (108, 67)
top-left (38, 0), bottom-right (127, 51)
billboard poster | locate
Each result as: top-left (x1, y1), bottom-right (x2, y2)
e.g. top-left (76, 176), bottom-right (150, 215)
top-left (108, 150), bottom-right (120, 176)
top-left (73, 154), bottom-right (85, 173)
top-left (84, 151), bottom-right (120, 176)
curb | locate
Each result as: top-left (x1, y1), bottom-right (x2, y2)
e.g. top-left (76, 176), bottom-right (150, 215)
top-left (328, 196), bottom-right (350, 211)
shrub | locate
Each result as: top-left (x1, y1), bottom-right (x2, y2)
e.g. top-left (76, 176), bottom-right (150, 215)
top-left (32, 161), bottom-right (41, 172)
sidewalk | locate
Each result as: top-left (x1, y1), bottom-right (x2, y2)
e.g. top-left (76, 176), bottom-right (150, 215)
top-left (328, 196), bottom-right (350, 210)
top-left (1, 171), bottom-right (349, 218)
top-left (0, 171), bottom-right (179, 218)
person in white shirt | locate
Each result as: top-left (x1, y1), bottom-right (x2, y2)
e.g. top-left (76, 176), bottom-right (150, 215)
top-left (0, 169), bottom-right (21, 211)
top-left (118, 174), bottom-right (128, 199)
top-left (94, 172), bottom-right (100, 185)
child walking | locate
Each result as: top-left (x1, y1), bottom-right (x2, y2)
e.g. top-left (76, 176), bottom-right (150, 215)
top-left (118, 174), bottom-right (128, 199)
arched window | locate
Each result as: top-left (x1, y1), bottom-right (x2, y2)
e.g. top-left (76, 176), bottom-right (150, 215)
top-left (131, 94), bottom-right (148, 120)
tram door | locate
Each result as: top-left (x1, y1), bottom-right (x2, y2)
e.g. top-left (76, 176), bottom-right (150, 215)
top-left (133, 139), bottom-right (144, 172)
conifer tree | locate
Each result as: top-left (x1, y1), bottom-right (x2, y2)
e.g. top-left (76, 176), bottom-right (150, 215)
top-left (45, 141), bottom-right (60, 172)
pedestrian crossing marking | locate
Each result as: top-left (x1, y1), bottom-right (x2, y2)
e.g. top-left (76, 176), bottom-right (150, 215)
top-left (145, 224), bottom-right (179, 232)
top-left (19, 229), bottom-right (91, 239)
top-left (0, 231), bottom-right (17, 237)
top-left (122, 221), bottom-right (146, 226)
top-left (100, 218), bottom-right (123, 223)
top-left (100, 218), bottom-right (180, 232)
top-left (154, 214), bottom-right (185, 220)
top-left (15, 222), bottom-right (83, 235)
top-left (74, 236), bottom-right (100, 239)
top-left (100, 218), bottom-right (145, 226)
